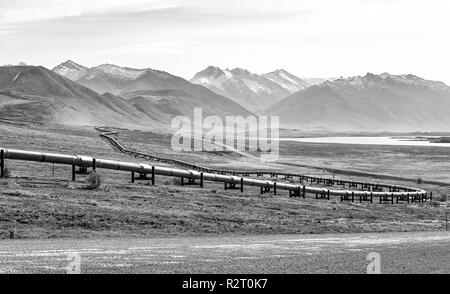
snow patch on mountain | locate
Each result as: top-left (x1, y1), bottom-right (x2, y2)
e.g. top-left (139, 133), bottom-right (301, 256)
top-left (263, 69), bottom-right (310, 93)
top-left (94, 64), bottom-right (146, 80)
top-left (52, 60), bottom-right (89, 80)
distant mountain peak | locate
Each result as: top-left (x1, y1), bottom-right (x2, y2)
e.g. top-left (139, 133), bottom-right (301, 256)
top-left (230, 67), bottom-right (251, 75)
top-left (263, 69), bottom-right (310, 93)
top-left (52, 60), bottom-right (89, 80)
top-left (191, 66), bottom-right (308, 112)
top-left (87, 64), bottom-right (147, 80)
top-left (195, 66), bottom-right (225, 79)
top-left (329, 72), bottom-right (449, 91)
top-left (53, 60), bottom-right (87, 71)
top-left (271, 69), bottom-right (290, 74)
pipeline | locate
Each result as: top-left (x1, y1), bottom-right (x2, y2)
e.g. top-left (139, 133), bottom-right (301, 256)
top-left (0, 147), bottom-right (429, 202)
top-left (96, 128), bottom-right (429, 198)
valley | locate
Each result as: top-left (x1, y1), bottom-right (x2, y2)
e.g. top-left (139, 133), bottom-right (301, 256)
top-left (0, 62), bottom-right (449, 241)
top-left (0, 122), bottom-right (448, 240)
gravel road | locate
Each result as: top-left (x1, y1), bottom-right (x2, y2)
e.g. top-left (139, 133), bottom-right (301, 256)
top-left (0, 231), bottom-right (449, 274)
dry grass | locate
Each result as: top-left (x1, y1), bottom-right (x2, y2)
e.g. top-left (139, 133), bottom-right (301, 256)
top-left (0, 175), bottom-right (447, 239)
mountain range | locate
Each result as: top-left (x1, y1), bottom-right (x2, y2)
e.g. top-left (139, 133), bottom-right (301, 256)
top-left (0, 63), bottom-right (250, 128)
top-left (265, 73), bottom-right (450, 131)
top-left (189, 66), bottom-right (310, 112)
top-left (1, 60), bottom-right (450, 132)
top-left (0, 65), bottom-right (155, 127)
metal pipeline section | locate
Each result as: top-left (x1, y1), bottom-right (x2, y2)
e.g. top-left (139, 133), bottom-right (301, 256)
top-left (0, 148), bottom-right (428, 198)
top-left (99, 132), bottom-right (422, 193)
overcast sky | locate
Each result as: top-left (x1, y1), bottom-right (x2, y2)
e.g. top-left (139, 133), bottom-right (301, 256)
top-left (1, 0), bottom-right (449, 83)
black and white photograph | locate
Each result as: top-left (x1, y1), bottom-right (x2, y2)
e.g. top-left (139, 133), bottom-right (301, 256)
top-left (0, 0), bottom-right (450, 279)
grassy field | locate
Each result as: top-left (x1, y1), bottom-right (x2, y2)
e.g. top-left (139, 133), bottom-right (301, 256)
top-left (0, 122), bottom-right (448, 239)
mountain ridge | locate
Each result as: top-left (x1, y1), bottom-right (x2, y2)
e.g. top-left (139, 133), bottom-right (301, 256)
top-left (190, 66), bottom-right (308, 112)
top-left (265, 72), bottom-right (450, 131)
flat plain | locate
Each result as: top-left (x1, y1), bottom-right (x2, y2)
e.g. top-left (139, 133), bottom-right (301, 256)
top-left (0, 231), bottom-right (449, 273)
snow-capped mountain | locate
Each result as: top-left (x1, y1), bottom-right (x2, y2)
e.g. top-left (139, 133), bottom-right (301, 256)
top-left (190, 66), bottom-right (304, 112)
top-left (52, 60), bottom-right (88, 81)
top-left (262, 69), bottom-right (310, 93)
top-left (265, 72), bottom-right (450, 131)
top-left (50, 61), bottom-right (251, 119)
top-left (0, 65), bottom-right (162, 127)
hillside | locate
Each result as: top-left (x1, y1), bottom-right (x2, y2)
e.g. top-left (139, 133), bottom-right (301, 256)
top-left (0, 66), bottom-right (163, 128)
top-left (266, 73), bottom-right (450, 132)
top-left (123, 88), bottom-right (252, 123)
top-left (0, 65), bottom-right (251, 128)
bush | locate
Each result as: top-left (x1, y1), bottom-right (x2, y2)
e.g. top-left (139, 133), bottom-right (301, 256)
top-left (163, 178), bottom-right (182, 186)
top-left (437, 194), bottom-right (447, 202)
top-left (84, 171), bottom-right (103, 190)
top-left (172, 177), bottom-right (182, 186)
top-left (3, 168), bottom-right (11, 178)
top-left (417, 178), bottom-right (423, 184)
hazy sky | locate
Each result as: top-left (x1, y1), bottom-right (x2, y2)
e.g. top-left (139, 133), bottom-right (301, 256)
top-left (1, 0), bottom-right (449, 83)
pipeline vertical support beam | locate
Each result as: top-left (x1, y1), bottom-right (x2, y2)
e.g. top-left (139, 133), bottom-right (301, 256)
top-left (370, 192), bottom-right (373, 204)
top-left (92, 158), bottom-right (96, 172)
top-left (302, 185), bottom-right (306, 198)
top-left (224, 182), bottom-right (227, 190)
top-left (273, 182), bottom-right (277, 195)
top-left (327, 190), bottom-right (330, 200)
top-left (430, 192), bottom-right (433, 201)
top-left (0, 149), bottom-right (4, 178)
top-left (351, 192), bottom-right (354, 202)
top-left (131, 171), bottom-right (135, 183)
top-left (151, 166), bottom-right (155, 185)
top-left (71, 164), bottom-right (76, 181)
top-left (240, 178), bottom-right (243, 192)
top-left (200, 173), bottom-right (204, 188)
top-left (181, 177), bottom-right (184, 186)
top-left (446, 210), bottom-right (448, 232)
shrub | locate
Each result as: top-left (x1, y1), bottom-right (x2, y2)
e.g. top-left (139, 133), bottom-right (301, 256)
top-left (3, 168), bottom-right (11, 178)
top-left (437, 194), bottom-right (447, 202)
top-left (172, 177), bottom-right (182, 186)
top-left (163, 178), bottom-right (182, 186)
top-left (417, 178), bottom-right (423, 184)
top-left (84, 171), bottom-right (103, 190)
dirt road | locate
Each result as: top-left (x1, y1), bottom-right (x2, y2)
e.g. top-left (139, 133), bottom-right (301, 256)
top-left (0, 231), bottom-right (449, 274)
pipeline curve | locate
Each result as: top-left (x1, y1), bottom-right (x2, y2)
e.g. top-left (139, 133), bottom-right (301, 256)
top-left (93, 127), bottom-right (430, 203)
